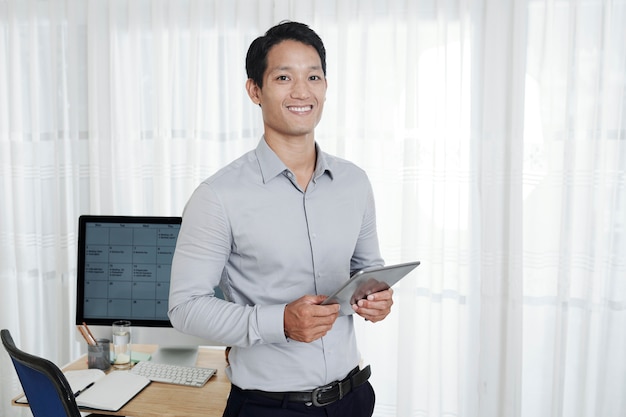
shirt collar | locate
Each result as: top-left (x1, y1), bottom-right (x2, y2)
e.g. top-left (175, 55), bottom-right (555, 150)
top-left (255, 136), bottom-right (334, 184)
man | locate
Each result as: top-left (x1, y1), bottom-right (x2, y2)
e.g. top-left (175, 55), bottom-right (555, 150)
top-left (168, 21), bottom-right (393, 417)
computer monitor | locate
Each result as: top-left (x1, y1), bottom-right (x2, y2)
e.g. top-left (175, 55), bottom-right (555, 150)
top-left (75, 215), bottom-right (223, 366)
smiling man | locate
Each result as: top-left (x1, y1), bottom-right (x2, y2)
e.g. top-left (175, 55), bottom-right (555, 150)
top-left (168, 21), bottom-right (393, 417)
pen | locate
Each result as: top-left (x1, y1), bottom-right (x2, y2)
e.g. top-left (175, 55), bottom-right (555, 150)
top-left (77, 325), bottom-right (96, 346)
top-left (82, 322), bottom-right (98, 345)
top-left (74, 381), bottom-right (94, 397)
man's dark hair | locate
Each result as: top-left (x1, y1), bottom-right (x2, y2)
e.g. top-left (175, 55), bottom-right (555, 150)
top-left (246, 21), bottom-right (326, 88)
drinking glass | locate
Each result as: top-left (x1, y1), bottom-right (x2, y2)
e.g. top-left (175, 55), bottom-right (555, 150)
top-left (112, 320), bottom-right (131, 369)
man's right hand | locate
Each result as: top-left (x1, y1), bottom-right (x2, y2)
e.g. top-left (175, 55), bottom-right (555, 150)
top-left (283, 295), bottom-right (340, 343)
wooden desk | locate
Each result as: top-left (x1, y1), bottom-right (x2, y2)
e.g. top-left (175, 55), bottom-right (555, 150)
top-left (12, 345), bottom-right (230, 417)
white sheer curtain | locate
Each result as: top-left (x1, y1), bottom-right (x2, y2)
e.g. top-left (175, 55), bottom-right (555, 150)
top-left (1, 1), bottom-right (624, 417)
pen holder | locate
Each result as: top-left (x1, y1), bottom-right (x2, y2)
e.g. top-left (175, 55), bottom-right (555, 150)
top-left (88, 339), bottom-right (111, 371)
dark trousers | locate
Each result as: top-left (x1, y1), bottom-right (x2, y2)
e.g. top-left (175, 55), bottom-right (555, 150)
top-left (222, 381), bottom-right (376, 417)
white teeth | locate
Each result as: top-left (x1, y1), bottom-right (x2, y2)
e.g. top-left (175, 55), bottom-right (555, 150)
top-left (288, 106), bottom-right (312, 112)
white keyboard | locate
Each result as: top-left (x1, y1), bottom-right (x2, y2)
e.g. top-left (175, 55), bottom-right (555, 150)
top-left (130, 361), bottom-right (216, 387)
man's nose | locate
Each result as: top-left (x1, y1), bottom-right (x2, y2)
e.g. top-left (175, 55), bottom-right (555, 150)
top-left (291, 79), bottom-right (310, 99)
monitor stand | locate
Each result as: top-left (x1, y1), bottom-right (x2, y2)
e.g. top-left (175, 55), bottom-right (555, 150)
top-left (150, 346), bottom-right (199, 367)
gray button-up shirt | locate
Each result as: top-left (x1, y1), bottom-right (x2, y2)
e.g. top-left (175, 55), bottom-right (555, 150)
top-left (168, 137), bottom-right (383, 391)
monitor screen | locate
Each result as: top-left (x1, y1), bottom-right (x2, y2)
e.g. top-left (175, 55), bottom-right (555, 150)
top-left (76, 215), bottom-right (180, 327)
top-left (75, 215), bottom-right (222, 365)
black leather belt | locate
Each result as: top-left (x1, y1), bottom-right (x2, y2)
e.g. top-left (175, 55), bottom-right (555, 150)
top-left (240, 365), bottom-right (371, 407)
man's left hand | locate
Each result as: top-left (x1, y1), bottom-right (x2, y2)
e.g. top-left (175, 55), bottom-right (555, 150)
top-left (352, 288), bottom-right (394, 322)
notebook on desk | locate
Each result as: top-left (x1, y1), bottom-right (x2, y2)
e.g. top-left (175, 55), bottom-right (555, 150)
top-left (16, 369), bottom-right (150, 412)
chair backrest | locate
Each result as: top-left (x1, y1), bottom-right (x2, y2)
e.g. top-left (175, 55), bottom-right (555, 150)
top-left (1, 329), bottom-right (82, 417)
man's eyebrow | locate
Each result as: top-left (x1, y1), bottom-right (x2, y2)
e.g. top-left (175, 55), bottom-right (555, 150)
top-left (270, 65), bottom-right (323, 72)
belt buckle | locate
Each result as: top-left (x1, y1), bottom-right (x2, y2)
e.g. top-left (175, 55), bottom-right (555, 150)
top-left (311, 381), bottom-right (342, 407)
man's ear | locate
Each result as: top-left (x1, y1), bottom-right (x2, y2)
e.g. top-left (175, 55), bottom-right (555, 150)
top-left (246, 79), bottom-right (262, 107)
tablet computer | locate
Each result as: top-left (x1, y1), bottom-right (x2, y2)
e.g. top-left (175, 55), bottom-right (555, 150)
top-left (321, 261), bottom-right (420, 315)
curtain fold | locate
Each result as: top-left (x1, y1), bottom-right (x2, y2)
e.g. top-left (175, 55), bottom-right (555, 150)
top-left (472, 1), bottom-right (527, 416)
top-left (1, 1), bottom-right (624, 417)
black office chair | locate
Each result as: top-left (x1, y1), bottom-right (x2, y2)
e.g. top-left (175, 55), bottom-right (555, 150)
top-left (1, 328), bottom-right (82, 417)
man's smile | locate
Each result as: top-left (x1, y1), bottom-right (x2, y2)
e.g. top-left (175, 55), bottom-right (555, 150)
top-left (287, 105), bottom-right (313, 113)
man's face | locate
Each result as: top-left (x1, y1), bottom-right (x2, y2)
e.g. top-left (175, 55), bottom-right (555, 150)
top-left (248, 40), bottom-right (327, 141)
